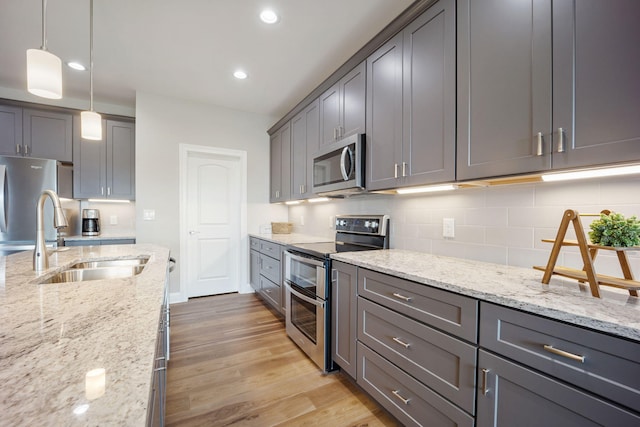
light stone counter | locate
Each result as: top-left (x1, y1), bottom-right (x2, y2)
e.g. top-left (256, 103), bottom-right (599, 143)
top-left (249, 233), bottom-right (333, 245)
top-left (0, 243), bottom-right (170, 426)
top-left (64, 234), bottom-right (136, 242)
top-left (331, 249), bottom-right (640, 342)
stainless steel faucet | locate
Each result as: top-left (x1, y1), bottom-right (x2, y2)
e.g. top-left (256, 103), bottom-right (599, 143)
top-left (33, 190), bottom-right (68, 271)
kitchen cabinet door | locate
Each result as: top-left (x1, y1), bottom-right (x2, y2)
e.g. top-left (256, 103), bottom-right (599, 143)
top-left (552, 0), bottom-right (640, 169)
top-left (269, 122), bottom-right (291, 203)
top-left (402, 0), bottom-right (456, 187)
top-left (23, 109), bottom-right (73, 162)
top-left (331, 261), bottom-right (358, 379)
top-left (366, 32), bottom-right (403, 191)
top-left (476, 350), bottom-right (640, 427)
top-left (319, 62), bottom-right (366, 146)
top-left (291, 100), bottom-right (319, 200)
top-left (250, 249), bottom-right (260, 292)
top-left (106, 120), bottom-right (135, 200)
top-left (0, 105), bottom-right (22, 156)
top-left (457, 0), bottom-right (552, 181)
top-left (73, 118), bottom-right (107, 199)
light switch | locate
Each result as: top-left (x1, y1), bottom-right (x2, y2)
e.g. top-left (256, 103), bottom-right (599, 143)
top-left (443, 218), bottom-right (455, 238)
top-left (143, 209), bottom-right (156, 221)
top-left (110, 215), bottom-right (118, 225)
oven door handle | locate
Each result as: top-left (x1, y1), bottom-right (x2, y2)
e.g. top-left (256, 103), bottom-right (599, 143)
top-left (285, 251), bottom-right (326, 268)
top-left (286, 283), bottom-right (326, 308)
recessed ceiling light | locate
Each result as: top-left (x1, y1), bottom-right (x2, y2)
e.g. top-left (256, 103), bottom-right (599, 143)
top-left (260, 9), bottom-right (278, 24)
top-left (233, 70), bottom-right (248, 79)
top-left (67, 61), bottom-right (86, 71)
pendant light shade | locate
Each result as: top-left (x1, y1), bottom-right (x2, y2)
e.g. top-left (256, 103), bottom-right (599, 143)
top-left (27, 0), bottom-right (62, 99)
top-left (81, 111), bottom-right (102, 140)
top-left (81, 0), bottom-right (102, 140)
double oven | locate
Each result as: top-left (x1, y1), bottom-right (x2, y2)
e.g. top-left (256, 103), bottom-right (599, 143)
top-left (284, 215), bottom-right (389, 372)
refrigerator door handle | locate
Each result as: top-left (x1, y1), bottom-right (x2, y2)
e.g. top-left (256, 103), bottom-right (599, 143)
top-left (0, 165), bottom-right (6, 233)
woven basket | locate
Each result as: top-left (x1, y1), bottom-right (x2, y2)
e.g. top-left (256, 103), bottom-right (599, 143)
top-left (271, 222), bottom-right (293, 234)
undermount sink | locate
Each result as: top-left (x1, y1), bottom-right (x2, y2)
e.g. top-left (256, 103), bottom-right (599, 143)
top-left (38, 257), bottom-right (149, 284)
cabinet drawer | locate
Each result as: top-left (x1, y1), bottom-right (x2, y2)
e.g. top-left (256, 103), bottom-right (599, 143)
top-left (250, 237), bottom-right (261, 251)
top-left (357, 342), bottom-right (474, 427)
top-left (480, 302), bottom-right (640, 413)
top-left (259, 253), bottom-right (281, 284)
top-left (259, 240), bottom-right (281, 260)
top-left (260, 276), bottom-right (281, 309)
top-left (358, 268), bottom-right (478, 343)
top-left (477, 350), bottom-right (640, 427)
top-left (359, 297), bottom-right (477, 414)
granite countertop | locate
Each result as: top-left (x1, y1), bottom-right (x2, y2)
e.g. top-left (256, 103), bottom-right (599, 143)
top-left (63, 234), bottom-right (137, 242)
top-left (250, 232), bottom-right (333, 245)
top-left (331, 249), bottom-right (640, 342)
top-left (0, 243), bottom-right (170, 426)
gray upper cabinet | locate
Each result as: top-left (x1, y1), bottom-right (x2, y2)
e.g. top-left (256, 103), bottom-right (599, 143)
top-left (73, 118), bottom-right (135, 200)
top-left (319, 62), bottom-right (365, 146)
top-left (23, 109), bottom-right (73, 162)
top-left (458, 0), bottom-right (640, 181)
top-left (457, 0), bottom-right (552, 181)
top-left (551, 0), bottom-right (640, 169)
top-left (291, 100), bottom-right (319, 200)
top-left (269, 122), bottom-right (291, 203)
top-left (368, 0), bottom-right (456, 191)
top-left (0, 105), bottom-right (22, 156)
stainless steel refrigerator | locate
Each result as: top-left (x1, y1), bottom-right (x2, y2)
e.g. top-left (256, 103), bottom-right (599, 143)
top-left (0, 156), bottom-right (59, 256)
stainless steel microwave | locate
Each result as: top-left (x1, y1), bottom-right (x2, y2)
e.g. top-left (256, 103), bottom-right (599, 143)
top-left (312, 133), bottom-right (365, 196)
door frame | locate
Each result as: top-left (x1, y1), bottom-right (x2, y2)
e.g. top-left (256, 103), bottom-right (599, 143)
top-left (178, 144), bottom-right (248, 302)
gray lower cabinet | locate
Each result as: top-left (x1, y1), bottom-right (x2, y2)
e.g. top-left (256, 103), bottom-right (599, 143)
top-left (270, 123), bottom-right (291, 203)
top-left (249, 237), bottom-right (284, 314)
top-left (291, 100), bottom-right (319, 200)
top-left (476, 350), bottom-right (640, 427)
top-left (64, 238), bottom-right (136, 247)
top-left (367, 0), bottom-right (456, 191)
top-left (147, 267), bottom-right (169, 427)
top-left (319, 62), bottom-right (365, 146)
top-left (457, 0), bottom-right (640, 181)
top-left (331, 261), bottom-right (358, 378)
top-left (0, 105), bottom-right (72, 162)
top-left (73, 118), bottom-right (135, 200)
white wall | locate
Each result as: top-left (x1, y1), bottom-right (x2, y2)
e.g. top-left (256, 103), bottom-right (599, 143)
top-left (135, 92), bottom-right (287, 298)
top-left (289, 175), bottom-right (640, 279)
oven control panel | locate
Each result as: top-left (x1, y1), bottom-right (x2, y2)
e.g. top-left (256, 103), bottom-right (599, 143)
top-left (335, 215), bottom-right (389, 236)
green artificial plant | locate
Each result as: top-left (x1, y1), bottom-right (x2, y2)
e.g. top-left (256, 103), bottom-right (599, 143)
top-left (589, 212), bottom-right (640, 247)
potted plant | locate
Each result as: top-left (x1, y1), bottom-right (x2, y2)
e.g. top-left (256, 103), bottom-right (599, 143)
top-left (589, 212), bottom-right (640, 247)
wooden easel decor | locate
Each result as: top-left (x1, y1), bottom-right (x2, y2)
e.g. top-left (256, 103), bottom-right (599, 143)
top-left (533, 209), bottom-right (640, 298)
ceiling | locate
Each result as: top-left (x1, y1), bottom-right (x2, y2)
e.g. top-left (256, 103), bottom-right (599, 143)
top-left (0, 0), bottom-right (415, 118)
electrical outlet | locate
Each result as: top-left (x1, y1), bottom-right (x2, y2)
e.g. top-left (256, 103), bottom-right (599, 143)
top-left (329, 216), bottom-right (335, 229)
top-left (300, 215), bottom-right (305, 226)
top-left (110, 215), bottom-right (118, 225)
top-left (443, 217), bottom-right (455, 238)
top-left (143, 209), bottom-right (156, 221)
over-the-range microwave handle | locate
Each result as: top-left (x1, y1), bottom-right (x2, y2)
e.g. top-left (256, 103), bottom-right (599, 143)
top-left (286, 282), bottom-right (326, 308)
top-left (0, 165), bottom-right (6, 233)
top-left (285, 250), bottom-right (325, 268)
top-left (340, 146), bottom-right (353, 181)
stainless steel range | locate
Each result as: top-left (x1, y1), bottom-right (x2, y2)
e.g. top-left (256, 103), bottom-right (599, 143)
top-left (283, 215), bottom-right (389, 372)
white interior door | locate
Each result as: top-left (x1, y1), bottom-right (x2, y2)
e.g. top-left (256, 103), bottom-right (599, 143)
top-left (186, 152), bottom-right (241, 297)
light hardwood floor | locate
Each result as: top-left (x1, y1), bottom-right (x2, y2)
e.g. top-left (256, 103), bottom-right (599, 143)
top-left (166, 293), bottom-right (399, 427)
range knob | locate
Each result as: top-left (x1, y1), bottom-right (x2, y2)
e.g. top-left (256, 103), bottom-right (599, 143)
top-left (364, 221), bottom-right (371, 228)
top-left (371, 221), bottom-right (379, 229)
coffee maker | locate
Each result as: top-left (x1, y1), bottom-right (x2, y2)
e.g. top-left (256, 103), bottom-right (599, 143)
top-left (82, 209), bottom-right (100, 236)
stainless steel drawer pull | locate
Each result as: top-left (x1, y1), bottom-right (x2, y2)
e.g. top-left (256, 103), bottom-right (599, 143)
top-left (481, 368), bottom-right (490, 395)
top-left (556, 128), bottom-right (565, 153)
top-left (392, 292), bottom-right (412, 302)
top-left (536, 132), bottom-right (543, 156)
top-left (402, 162), bottom-right (407, 177)
top-left (392, 337), bottom-right (410, 349)
top-left (391, 390), bottom-right (411, 405)
top-left (543, 345), bottom-right (585, 363)
top-left (154, 366), bottom-right (167, 372)
top-left (394, 163), bottom-right (399, 179)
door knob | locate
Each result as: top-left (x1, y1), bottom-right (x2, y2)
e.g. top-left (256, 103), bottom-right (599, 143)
top-left (189, 230), bottom-right (200, 235)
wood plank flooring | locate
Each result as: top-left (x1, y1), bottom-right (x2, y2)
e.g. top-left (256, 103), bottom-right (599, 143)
top-left (166, 293), bottom-right (399, 427)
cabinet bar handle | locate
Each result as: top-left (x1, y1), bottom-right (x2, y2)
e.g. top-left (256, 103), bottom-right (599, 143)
top-left (333, 128), bottom-right (338, 140)
top-left (543, 345), bottom-right (585, 363)
top-left (394, 163), bottom-right (399, 179)
top-left (536, 132), bottom-right (543, 156)
top-left (392, 292), bottom-right (412, 302)
top-left (481, 368), bottom-right (490, 395)
top-left (16, 144), bottom-right (21, 155)
top-left (154, 366), bottom-right (166, 372)
top-left (391, 390), bottom-right (411, 405)
top-left (107, 187), bottom-right (111, 196)
top-left (392, 337), bottom-right (410, 349)
top-left (24, 145), bottom-right (29, 156)
top-left (101, 187), bottom-right (104, 196)
top-left (402, 162), bottom-right (407, 177)
top-left (556, 128), bottom-right (565, 153)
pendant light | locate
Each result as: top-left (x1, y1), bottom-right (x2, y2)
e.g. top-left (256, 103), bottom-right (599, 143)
top-left (81, 0), bottom-right (102, 140)
top-left (27, 0), bottom-right (62, 99)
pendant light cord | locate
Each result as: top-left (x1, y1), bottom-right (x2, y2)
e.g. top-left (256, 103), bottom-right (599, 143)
top-left (41, 0), bottom-right (47, 50)
top-left (90, 0), bottom-right (95, 112)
